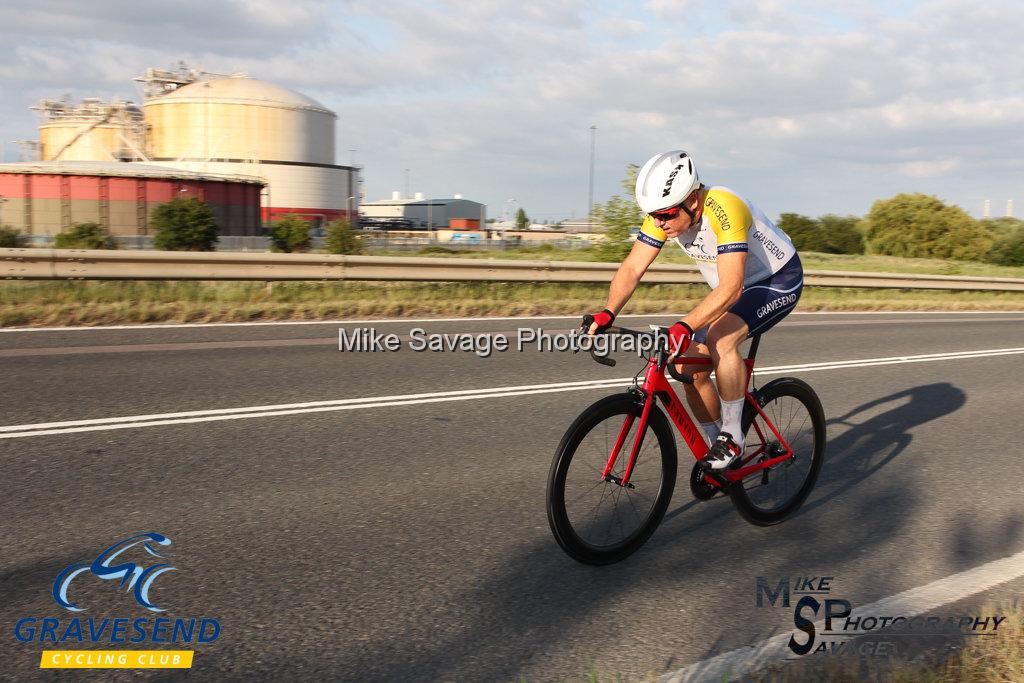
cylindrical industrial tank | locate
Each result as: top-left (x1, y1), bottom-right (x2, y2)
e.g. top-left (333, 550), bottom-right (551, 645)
top-left (143, 76), bottom-right (336, 164)
top-left (39, 123), bottom-right (123, 161)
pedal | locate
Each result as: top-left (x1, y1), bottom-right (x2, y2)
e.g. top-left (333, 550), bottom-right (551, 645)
top-left (696, 464), bottom-right (731, 489)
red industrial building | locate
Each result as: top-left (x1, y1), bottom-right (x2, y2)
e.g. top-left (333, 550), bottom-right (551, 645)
top-left (0, 161), bottom-right (264, 237)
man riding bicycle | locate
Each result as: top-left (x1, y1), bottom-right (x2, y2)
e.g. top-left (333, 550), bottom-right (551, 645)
top-left (585, 150), bottom-right (803, 470)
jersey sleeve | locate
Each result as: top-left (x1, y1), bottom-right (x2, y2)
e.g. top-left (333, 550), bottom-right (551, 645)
top-left (637, 216), bottom-right (666, 249)
top-left (704, 189), bottom-right (752, 255)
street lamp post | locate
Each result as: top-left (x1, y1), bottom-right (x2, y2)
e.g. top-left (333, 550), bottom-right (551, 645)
top-left (588, 125), bottom-right (597, 230)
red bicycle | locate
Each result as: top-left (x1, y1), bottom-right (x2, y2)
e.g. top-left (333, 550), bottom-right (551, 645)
top-left (546, 323), bottom-right (826, 565)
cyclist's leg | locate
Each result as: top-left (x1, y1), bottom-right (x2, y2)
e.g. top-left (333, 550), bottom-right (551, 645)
top-left (706, 314), bottom-right (749, 401)
top-left (677, 334), bottom-right (718, 423)
top-left (708, 255), bottom-right (805, 457)
top-left (706, 314), bottom-right (750, 454)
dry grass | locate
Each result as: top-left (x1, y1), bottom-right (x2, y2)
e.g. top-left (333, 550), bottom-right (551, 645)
top-left (382, 245), bottom-right (1024, 279)
top-left (1, 280), bottom-right (1023, 327)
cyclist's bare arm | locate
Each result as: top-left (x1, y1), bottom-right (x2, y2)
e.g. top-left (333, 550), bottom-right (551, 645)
top-left (586, 241), bottom-right (660, 335)
top-left (680, 251), bottom-right (746, 335)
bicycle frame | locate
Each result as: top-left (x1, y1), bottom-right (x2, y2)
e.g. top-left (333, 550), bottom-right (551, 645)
top-left (600, 338), bottom-right (796, 491)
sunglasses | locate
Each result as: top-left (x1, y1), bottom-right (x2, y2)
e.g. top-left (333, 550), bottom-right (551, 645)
top-left (649, 204), bottom-right (684, 221)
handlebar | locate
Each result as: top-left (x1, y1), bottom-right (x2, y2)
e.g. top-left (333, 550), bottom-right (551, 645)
top-left (578, 317), bottom-right (693, 384)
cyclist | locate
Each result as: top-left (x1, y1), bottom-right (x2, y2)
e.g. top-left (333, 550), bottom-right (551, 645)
top-left (585, 150), bottom-right (803, 470)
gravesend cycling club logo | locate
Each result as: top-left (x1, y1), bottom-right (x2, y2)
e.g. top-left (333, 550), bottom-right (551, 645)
top-left (12, 532), bottom-right (221, 670)
top-left (53, 532), bottom-right (176, 613)
top-left (756, 575), bottom-right (1007, 657)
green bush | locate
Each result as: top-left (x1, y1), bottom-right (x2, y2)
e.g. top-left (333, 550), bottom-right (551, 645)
top-left (778, 213), bottom-right (863, 255)
top-left (152, 197), bottom-right (219, 251)
top-left (54, 222), bottom-right (119, 249)
top-left (778, 213), bottom-right (823, 251)
top-left (863, 193), bottom-right (994, 261)
top-left (986, 227), bottom-right (1024, 266)
top-left (0, 225), bottom-right (27, 248)
top-left (816, 215), bottom-right (864, 254)
top-left (324, 219), bottom-right (364, 255)
top-left (267, 215), bottom-right (312, 253)
top-left (981, 217), bottom-right (1024, 236)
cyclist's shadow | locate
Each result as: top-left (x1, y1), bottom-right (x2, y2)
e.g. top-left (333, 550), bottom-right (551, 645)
top-left (798, 381), bottom-right (966, 516)
top-left (665, 382), bottom-right (966, 525)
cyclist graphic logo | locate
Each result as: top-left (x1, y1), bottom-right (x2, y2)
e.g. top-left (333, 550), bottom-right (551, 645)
top-left (52, 533), bottom-right (176, 613)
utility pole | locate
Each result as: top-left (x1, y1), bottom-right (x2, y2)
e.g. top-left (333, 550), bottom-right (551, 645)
top-left (588, 125), bottom-right (597, 230)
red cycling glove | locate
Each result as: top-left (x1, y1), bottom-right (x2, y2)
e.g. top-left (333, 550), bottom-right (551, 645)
top-left (585, 309), bottom-right (616, 333)
top-left (667, 322), bottom-right (693, 360)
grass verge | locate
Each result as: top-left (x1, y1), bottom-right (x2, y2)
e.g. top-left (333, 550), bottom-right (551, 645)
top-left (376, 245), bottom-right (1024, 279)
top-left (2, 280), bottom-right (1024, 327)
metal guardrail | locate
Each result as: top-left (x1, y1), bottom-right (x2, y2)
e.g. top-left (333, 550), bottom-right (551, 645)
top-left (2, 248), bottom-right (1024, 291)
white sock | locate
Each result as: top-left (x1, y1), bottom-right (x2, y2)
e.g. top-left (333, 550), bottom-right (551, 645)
top-left (719, 398), bottom-right (745, 449)
top-left (699, 420), bottom-right (722, 443)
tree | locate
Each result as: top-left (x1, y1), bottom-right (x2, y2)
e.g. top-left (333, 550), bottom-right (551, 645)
top-left (515, 207), bottom-right (530, 231)
top-left (54, 222), bottom-right (119, 249)
top-left (592, 164), bottom-right (643, 262)
top-left (776, 213), bottom-right (863, 254)
top-left (862, 193), bottom-right (994, 261)
top-left (777, 213), bottom-right (824, 252)
top-left (0, 225), bottom-right (27, 248)
top-left (981, 217), bottom-right (1024, 236)
top-left (152, 197), bottom-right (219, 251)
top-left (985, 226), bottom-right (1024, 266)
top-left (816, 215), bottom-right (864, 255)
top-left (267, 214), bottom-right (312, 253)
top-left (324, 218), bottom-right (364, 255)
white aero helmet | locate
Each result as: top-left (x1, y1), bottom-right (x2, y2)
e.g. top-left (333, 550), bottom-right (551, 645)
top-left (635, 150), bottom-right (700, 214)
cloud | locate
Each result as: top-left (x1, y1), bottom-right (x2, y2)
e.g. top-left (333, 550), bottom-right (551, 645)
top-left (899, 159), bottom-right (959, 178)
top-left (0, 0), bottom-right (1021, 219)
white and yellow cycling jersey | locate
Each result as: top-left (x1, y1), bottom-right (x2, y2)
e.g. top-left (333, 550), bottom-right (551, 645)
top-left (637, 186), bottom-right (797, 289)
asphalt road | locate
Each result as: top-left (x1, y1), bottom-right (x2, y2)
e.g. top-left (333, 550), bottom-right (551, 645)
top-left (1, 311), bottom-right (1023, 681)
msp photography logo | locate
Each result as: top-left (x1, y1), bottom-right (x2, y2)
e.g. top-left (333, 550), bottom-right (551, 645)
top-left (756, 575), bottom-right (1007, 657)
top-left (12, 532), bottom-right (221, 670)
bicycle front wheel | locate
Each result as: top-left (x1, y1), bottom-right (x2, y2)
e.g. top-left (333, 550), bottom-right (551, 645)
top-left (547, 393), bottom-right (677, 565)
top-left (729, 378), bottom-right (826, 526)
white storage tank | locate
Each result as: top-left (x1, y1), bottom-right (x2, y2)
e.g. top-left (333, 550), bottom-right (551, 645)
top-left (142, 75), bottom-right (357, 228)
top-left (35, 98), bottom-right (145, 162)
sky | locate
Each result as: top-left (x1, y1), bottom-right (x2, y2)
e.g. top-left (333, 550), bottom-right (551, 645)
top-left (0, 0), bottom-right (1021, 222)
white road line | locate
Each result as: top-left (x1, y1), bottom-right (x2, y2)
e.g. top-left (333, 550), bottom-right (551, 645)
top-left (661, 547), bottom-right (1024, 682)
top-left (2, 346), bottom-right (1023, 439)
top-left (0, 378), bottom-right (627, 433)
top-left (1, 310), bottom-right (1022, 332)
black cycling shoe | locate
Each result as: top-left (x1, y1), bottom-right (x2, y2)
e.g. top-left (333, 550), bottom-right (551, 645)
top-left (702, 431), bottom-right (743, 471)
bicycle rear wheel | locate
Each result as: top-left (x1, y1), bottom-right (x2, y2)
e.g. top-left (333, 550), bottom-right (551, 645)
top-left (728, 378), bottom-right (825, 526)
top-left (547, 393), bottom-right (677, 565)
